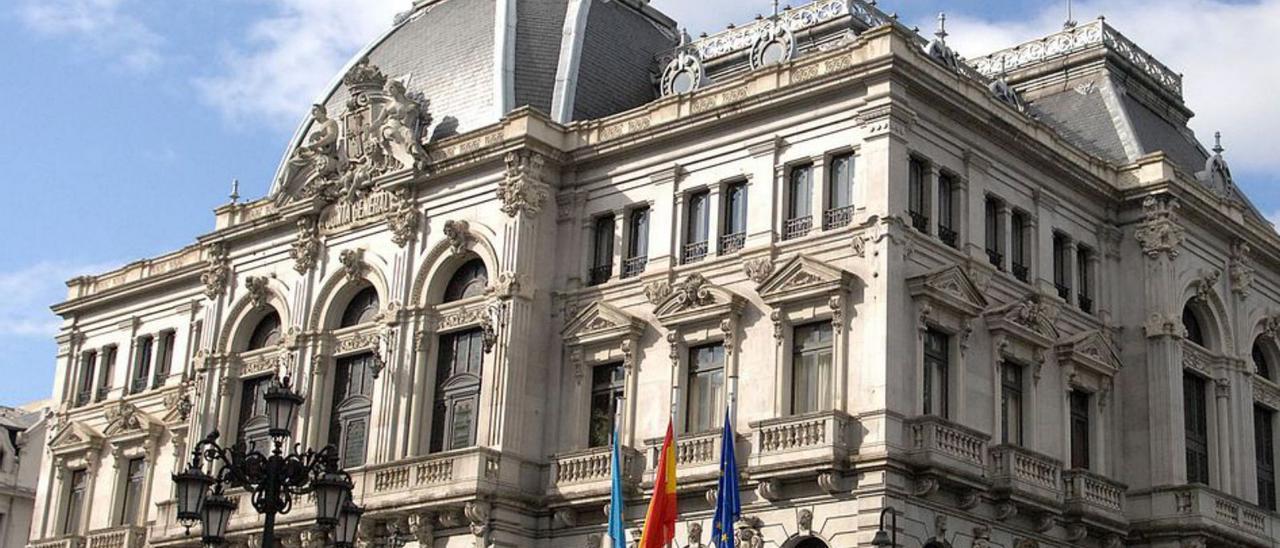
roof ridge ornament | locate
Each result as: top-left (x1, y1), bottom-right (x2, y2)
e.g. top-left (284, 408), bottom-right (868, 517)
top-left (1064, 0), bottom-right (1077, 30)
top-left (1213, 131), bottom-right (1225, 156)
top-left (935, 12), bottom-right (948, 44)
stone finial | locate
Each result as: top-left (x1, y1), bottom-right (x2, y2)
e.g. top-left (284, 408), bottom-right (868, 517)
top-left (935, 12), bottom-right (948, 42)
top-left (229, 179), bottom-right (240, 204)
top-left (1213, 131), bottom-right (1225, 155)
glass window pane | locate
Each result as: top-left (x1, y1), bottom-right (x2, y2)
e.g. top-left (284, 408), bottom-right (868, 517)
top-left (594, 216), bottom-right (615, 269)
top-left (629, 208), bottom-right (650, 259)
top-left (792, 322), bottom-right (833, 415)
top-left (829, 154), bottom-right (854, 208)
top-left (444, 259), bottom-right (489, 303)
top-left (789, 165), bottom-right (812, 219)
top-left (687, 191), bottom-right (710, 243)
top-left (923, 329), bottom-right (950, 418)
top-left (687, 344), bottom-right (725, 432)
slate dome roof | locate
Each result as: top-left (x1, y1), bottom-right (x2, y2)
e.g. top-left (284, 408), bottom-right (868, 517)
top-left (269, 0), bottom-right (678, 197)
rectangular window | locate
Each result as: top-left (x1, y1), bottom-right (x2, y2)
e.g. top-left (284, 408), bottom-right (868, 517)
top-left (791, 322), bottom-right (833, 415)
top-left (720, 181), bottom-right (748, 254)
top-left (937, 173), bottom-right (957, 247)
top-left (908, 158), bottom-right (928, 232)
top-left (1184, 373), bottom-right (1211, 484)
top-left (97, 346), bottom-right (117, 402)
top-left (923, 329), bottom-right (950, 418)
top-left (1053, 233), bottom-right (1071, 300)
top-left (1077, 246), bottom-right (1094, 314)
top-left (76, 351), bottom-right (97, 407)
top-left (1257, 405), bottom-right (1277, 511)
top-left (430, 329), bottom-right (485, 453)
top-left (237, 377), bottom-right (269, 447)
top-left (63, 469), bottom-right (87, 535)
top-left (1070, 391), bottom-right (1091, 470)
top-left (824, 153), bottom-right (855, 229)
top-left (1001, 363), bottom-right (1024, 445)
top-left (1011, 210), bottom-right (1030, 282)
top-left (683, 190), bottom-right (711, 263)
top-left (985, 196), bottom-right (1004, 270)
top-left (329, 354), bottom-right (376, 468)
top-left (131, 336), bottom-right (153, 394)
top-left (623, 207), bottom-right (650, 278)
top-left (588, 362), bottom-right (626, 448)
top-left (686, 343), bottom-right (725, 433)
top-left (119, 458), bottom-right (146, 525)
top-left (590, 215), bottom-right (615, 286)
top-left (153, 331), bottom-right (176, 388)
top-left (785, 164), bottom-right (813, 240)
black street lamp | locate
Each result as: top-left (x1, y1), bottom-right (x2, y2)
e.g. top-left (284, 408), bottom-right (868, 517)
top-left (872, 506), bottom-right (898, 547)
top-left (173, 376), bottom-right (362, 547)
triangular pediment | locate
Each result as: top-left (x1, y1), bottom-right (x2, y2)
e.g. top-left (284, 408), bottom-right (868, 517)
top-left (908, 265), bottom-right (989, 317)
top-left (562, 301), bottom-right (644, 345)
top-left (653, 273), bottom-right (744, 327)
top-left (757, 255), bottom-right (852, 304)
top-left (49, 421), bottom-right (102, 453)
top-left (1057, 329), bottom-right (1123, 372)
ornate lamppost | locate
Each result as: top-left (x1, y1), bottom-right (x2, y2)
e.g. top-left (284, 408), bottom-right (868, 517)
top-left (172, 376), bottom-right (364, 547)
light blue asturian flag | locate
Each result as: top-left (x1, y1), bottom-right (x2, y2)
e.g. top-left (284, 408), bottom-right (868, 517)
top-left (608, 425), bottom-right (627, 548)
top-left (711, 407), bottom-right (741, 547)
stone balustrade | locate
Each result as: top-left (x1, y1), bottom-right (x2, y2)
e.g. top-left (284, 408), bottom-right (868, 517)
top-left (1063, 469), bottom-right (1126, 518)
top-left (905, 415), bottom-right (990, 483)
top-left (646, 429), bottom-right (728, 484)
top-left (749, 411), bottom-right (855, 476)
top-left (1131, 485), bottom-right (1276, 545)
top-left (990, 444), bottom-right (1063, 506)
top-left (30, 536), bottom-right (85, 548)
top-left (547, 445), bottom-right (644, 501)
top-left (85, 526), bottom-right (147, 548)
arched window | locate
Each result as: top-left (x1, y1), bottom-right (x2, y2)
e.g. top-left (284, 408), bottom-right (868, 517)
top-left (443, 259), bottom-right (488, 303)
top-left (1255, 339), bottom-right (1273, 380)
top-left (1183, 304), bottom-right (1206, 347)
top-left (794, 539), bottom-right (830, 548)
top-left (340, 286), bottom-right (380, 328)
top-left (247, 312), bottom-right (282, 350)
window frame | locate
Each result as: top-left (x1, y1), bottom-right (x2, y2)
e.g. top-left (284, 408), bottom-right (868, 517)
top-left (686, 342), bottom-right (727, 434)
top-left (590, 214), bottom-right (616, 286)
top-left (588, 362), bottom-right (626, 448)
top-left (922, 328), bottom-right (951, 418)
top-left (1001, 362), bottom-right (1025, 446)
top-left (62, 468), bottom-right (88, 535)
top-left (118, 457), bottom-right (146, 526)
top-left (1069, 390), bottom-right (1091, 470)
top-left (1256, 405), bottom-right (1277, 511)
top-left (1184, 372), bottom-right (1211, 485)
top-left (791, 321), bottom-right (834, 415)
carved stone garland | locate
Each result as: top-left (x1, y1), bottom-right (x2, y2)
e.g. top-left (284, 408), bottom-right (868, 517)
top-left (386, 188), bottom-right (421, 248)
top-left (1230, 240), bottom-right (1255, 298)
top-left (1134, 195), bottom-right (1185, 258)
top-left (290, 217), bottom-right (322, 274)
top-left (202, 243), bottom-right (232, 300)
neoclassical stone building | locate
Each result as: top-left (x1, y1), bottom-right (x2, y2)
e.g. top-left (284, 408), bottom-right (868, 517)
top-left (26, 0), bottom-right (1280, 547)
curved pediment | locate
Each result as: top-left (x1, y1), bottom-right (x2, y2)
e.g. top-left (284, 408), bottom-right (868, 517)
top-left (1056, 328), bottom-right (1124, 374)
top-left (653, 273), bottom-right (744, 327)
top-left (908, 265), bottom-right (989, 318)
top-left (757, 255), bottom-right (854, 305)
top-left (562, 301), bottom-right (645, 346)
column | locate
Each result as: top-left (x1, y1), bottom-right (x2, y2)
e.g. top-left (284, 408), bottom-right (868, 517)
top-left (1215, 378), bottom-right (1233, 494)
top-left (1063, 237), bottom-right (1078, 306)
top-left (612, 209), bottom-right (626, 279)
top-left (925, 165), bottom-right (939, 237)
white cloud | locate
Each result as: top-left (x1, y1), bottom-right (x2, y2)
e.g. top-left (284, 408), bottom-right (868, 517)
top-left (0, 262), bottom-right (120, 338)
top-left (194, 0), bottom-right (406, 129)
top-left (15, 0), bottom-right (163, 72)
top-left (930, 0), bottom-right (1280, 175)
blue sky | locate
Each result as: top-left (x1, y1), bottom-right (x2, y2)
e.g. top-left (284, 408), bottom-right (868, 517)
top-left (1, 0), bottom-right (1277, 407)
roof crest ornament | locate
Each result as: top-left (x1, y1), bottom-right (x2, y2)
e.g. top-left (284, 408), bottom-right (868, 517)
top-left (1064, 0), bottom-right (1077, 30)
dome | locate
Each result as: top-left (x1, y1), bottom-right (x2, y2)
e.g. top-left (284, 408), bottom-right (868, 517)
top-left (269, 0), bottom-right (677, 201)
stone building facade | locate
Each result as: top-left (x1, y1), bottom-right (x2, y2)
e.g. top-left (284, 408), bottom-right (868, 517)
top-left (25, 1), bottom-right (1280, 547)
top-left (2, 403), bottom-right (49, 548)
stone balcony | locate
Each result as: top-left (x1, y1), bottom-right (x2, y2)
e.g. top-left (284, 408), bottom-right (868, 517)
top-left (1130, 485), bottom-right (1276, 546)
top-left (546, 445), bottom-right (644, 502)
top-left (29, 536), bottom-right (85, 548)
top-left (748, 411), bottom-right (856, 478)
top-left (645, 429), bottom-right (742, 487)
top-left (1063, 469), bottom-right (1127, 528)
top-left (85, 526), bottom-right (147, 548)
top-left (989, 444), bottom-right (1064, 509)
top-left (904, 416), bottom-right (990, 487)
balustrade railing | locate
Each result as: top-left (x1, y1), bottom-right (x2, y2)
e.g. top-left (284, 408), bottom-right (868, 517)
top-left (822, 206), bottom-right (855, 230)
top-left (907, 416), bottom-right (988, 468)
top-left (86, 526), bottom-right (146, 548)
top-left (990, 444), bottom-right (1063, 503)
top-left (783, 217), bottom-right (812, 240)
top-left (718, 232), bottom-right (746, 254)
top-left (621, 256), bottom-right (648, 279)
top-left (1063, 469), bottom-right (1126, 514)
top-left (682, 241), bottom-right (709, 264)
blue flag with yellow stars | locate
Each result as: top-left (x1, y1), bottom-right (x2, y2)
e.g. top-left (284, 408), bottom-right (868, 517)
top-left (711, 407), bottom-right (740, 547)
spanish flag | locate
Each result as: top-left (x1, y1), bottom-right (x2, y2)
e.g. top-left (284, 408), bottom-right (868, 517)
top-left (638, 420), bottom-right (677, 548)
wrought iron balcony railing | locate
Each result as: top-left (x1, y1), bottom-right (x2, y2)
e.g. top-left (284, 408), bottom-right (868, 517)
top-left (1012, 263), bottom-right (1029, 282)
top-left (588, 264), bottom-right (612, 286)
top-left (986, 249), bottom-right (1004, 270)
top-left (909, 211), bottom-right (929, 233)
top-left (822, 206), bottom-right (855, 230)
top-left (719, 232), bottom-right (745, 255)
top-left (783, 216), bottom-right (812, 240)
top-left (938, 225), bottom-right (958, 248)
top-left (682, 241), bottom-right (709, 264)
top-left (621, 256), bottom-right (647, 279)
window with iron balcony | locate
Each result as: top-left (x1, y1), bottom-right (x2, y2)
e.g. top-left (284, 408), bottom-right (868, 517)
top-left (1077, 245), bottom-right (1095, 314)
top-left (823, 153), bottom-right (855, 230)
top-left (985, 196), bottom-right (1004, 270)
top-left (937, 172), bottom-right (958, 248)
top-left (908, 157), bottom-right (929, 233)
top-left (1052, 232), bottom-right (1071, 301)
top-left (130, 335), bottom-right (153, 395)
top-left (622, 207), bottom-right (649, 279)
top-left (784, 164), bottom-right (813, 240)
top-left (75, 350), bottom-right (97, 407)
top-left (1010, 210), bottom-right (1030, 282)
top-left (589, 215), bottom-right (615, 286)
top-left (719, 181), bottom-right (747, 255)
top-left (96, 346), bottom-right (116, 402)
top-left (683, 190), bottom-right (711, 264)
top-left (152, 330), bottom-right (176, 389)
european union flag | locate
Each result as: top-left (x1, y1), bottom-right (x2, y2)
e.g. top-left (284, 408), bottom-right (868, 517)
top-left (607, 426), bottom-right (627, 548)
top-left (711, 407), bottom-right (740, 547)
